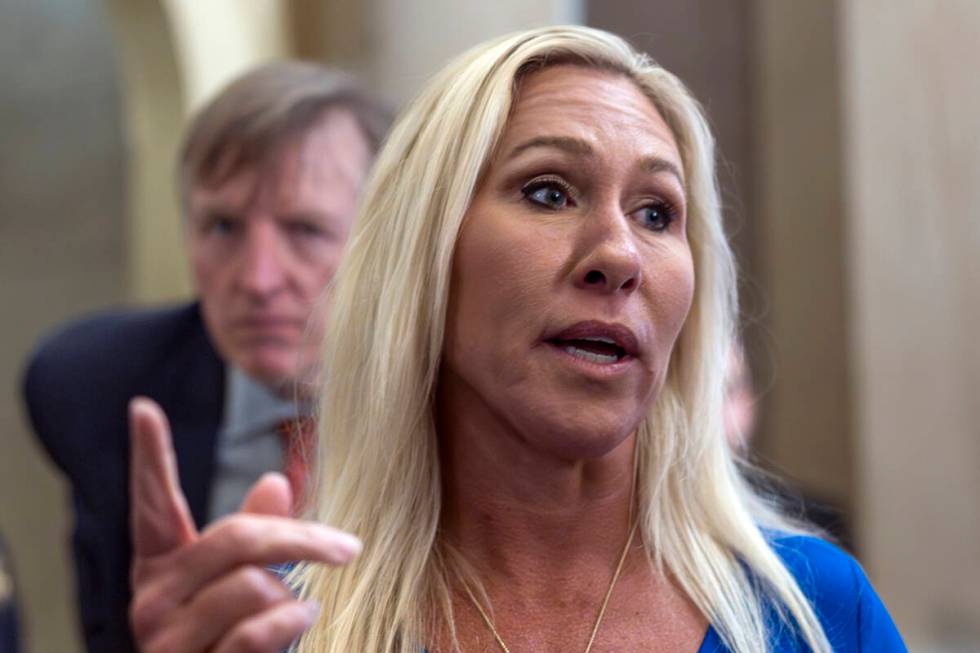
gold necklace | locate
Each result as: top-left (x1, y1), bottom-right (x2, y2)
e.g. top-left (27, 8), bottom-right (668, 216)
top-left (461, 520), bottom-right (639, 653)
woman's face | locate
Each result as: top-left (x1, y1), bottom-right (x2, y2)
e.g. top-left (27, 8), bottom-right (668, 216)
top-left (442, 65), bottom-right (694, 459)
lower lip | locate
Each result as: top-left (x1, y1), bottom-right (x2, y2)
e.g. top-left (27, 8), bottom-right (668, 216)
top-left (545, 341), bottom-right (637, 377)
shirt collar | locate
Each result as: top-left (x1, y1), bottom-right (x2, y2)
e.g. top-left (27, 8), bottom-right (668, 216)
top-left (221, 366), bottom-right (310, 442)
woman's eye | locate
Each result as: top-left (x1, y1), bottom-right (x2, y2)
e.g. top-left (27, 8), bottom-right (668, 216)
top-left (635, 201), bottom-right (676, 232)
top-left (522, 180), bottom-right (572, 210)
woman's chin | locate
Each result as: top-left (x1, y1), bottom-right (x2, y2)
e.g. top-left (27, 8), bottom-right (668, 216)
top-left (514, 404), bottom-right (642, 462)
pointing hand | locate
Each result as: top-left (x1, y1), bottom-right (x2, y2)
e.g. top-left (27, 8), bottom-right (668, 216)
top-left (128, 397), bottom-right (358, 653)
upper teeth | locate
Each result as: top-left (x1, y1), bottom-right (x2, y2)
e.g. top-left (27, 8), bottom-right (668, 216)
top-left (579, 336), bottom-right (617, 345)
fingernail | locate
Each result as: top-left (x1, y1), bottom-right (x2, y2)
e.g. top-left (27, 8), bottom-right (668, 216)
top-left (336, 533), bottom-right (363, 559)
top-left (129, 396), bottom-right (153, 422)
top-left (304, 600), bottom-right (320, 620)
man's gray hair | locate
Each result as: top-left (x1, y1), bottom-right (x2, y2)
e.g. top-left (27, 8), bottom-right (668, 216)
top-left (178, 60), bottom-right (392, 206)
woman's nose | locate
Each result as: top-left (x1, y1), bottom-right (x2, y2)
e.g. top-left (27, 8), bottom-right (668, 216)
top-left (572, 211), bottom-right (643, 295)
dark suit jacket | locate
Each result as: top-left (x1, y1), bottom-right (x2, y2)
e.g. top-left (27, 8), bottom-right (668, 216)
top-left (22, 303), bottom-right (225, 653)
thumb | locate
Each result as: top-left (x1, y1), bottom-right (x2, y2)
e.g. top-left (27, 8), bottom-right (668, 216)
top-left (239, 472), bottom-right (293, 517)
top-left (129, 397), bottom-right (197, 558)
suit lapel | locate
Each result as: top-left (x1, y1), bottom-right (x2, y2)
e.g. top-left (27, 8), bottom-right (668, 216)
top-left (159, 304), bottom-right (225, 529)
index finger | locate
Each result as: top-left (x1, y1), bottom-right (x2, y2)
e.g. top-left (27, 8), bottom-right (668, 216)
top-left (164, 515), bottom-right (361, 604)
top-left (129, 397), bottom-right (198, 559)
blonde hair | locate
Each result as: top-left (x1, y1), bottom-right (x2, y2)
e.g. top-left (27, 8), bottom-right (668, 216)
top-left (292, 26), bottom-right (831, 653)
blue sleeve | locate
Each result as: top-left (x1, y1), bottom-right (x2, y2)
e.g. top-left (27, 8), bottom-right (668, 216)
top-left (770, 534), bottom-right (907, 652)
top-left (851, 556), bottom-right (906, 652)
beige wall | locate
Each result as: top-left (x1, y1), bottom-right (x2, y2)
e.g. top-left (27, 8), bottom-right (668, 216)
top-left (104, 0), bottom-right (188, 302)
top-left (753, 1), bottom-right (853, 506)
top-left (295, 0), bottom-right (582, 109)
top-left (162, 0), bottom-right (295, 111)
top-left (755, 0), bottom-right (980, 648)
top-left (842, 1), bottom-right (980, 648)
top-left (752, 1), bottom-right (980, 647)
top-left (1, 2), bottom-right (126, 652)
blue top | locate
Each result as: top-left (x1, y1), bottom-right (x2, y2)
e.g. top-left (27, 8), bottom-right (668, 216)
top-left (697, 534), bottom-right (906, 652)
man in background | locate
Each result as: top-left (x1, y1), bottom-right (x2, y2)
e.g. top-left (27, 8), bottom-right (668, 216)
top-left (22, 62), bottom-right (390, 653)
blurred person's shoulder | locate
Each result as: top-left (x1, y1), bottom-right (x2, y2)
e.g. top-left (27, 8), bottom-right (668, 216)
top-left (21, 302), bottom-right (215, 457)
top-left (24, 302), bottom-right (206, 388)
top-left (764, 532), bottom-right (907, 651)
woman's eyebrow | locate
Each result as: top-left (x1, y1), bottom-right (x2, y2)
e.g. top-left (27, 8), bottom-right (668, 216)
top-left (642, 157), bottom-right (685, 186)
top-left (507, 135), bottom-right (593, 159)
top-left (506, 135), bottom-right (684, 185)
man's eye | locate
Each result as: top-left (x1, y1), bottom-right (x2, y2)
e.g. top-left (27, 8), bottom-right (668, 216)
top-left (204, 216), bottom-right (238, 236)
top-left (635, 201), bottom-right (676, 232)
top-left (522, 179), bottom-right (573, 210)
top-left (286, 222), bottom-right (324, 238)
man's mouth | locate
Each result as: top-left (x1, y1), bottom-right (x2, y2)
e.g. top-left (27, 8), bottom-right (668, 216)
top-left (234, 316), bottom-right (303, 329)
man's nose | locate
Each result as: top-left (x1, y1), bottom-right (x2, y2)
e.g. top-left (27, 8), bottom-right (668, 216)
top-left (236, 224), bottom-right (287, 297)
top-left (572, 207), bottom-right (643, 296)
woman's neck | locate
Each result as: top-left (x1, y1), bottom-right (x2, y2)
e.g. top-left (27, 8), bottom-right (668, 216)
top-left (431, 381), bottom-right (709, 653)
top-left (437, 386), bottom-right (639, 589)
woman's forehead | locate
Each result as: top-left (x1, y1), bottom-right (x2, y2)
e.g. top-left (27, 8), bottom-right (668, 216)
top-left (494, 64), bottom-right (683, 178)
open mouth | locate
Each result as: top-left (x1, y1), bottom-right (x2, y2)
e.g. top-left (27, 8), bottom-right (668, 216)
top-left (544, 320), bottom-right (639, 367)
top-left (548, 336), bottom-right (629, 365)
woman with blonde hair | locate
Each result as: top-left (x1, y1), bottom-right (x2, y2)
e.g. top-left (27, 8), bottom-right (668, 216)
top-left (127, 26), bottom-right (905, 653)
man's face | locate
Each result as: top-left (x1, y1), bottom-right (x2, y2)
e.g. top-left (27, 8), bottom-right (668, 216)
top-left (187, 110), bottom-right (371, 392)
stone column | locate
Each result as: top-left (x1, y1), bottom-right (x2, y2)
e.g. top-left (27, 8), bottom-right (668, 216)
top-left (161, 0), bottom-right (294, 111)
top-left (105, 0), bottom-right (187, 301)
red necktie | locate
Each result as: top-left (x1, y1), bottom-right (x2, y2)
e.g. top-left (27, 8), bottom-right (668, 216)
top-left (276, 417), bottom-right (316, 515)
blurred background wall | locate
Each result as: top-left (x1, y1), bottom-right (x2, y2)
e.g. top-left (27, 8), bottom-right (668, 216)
top-left (0, 1), bottom-right (976, 652)
top-left (841, 2), bottom-right (980, 647)
top-left (1, 2), bottom-right (126, 652)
